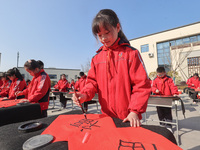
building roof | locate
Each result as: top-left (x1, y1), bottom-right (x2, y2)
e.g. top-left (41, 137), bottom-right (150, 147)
top-left (129, 21), bottom-right (200, 41)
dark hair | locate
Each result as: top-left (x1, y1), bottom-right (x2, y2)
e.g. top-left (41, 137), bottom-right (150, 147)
top-left (6, 67), bottom-right (24, 80)
top-left (0, 72), bottom-right (9, 80)
top-left (24, 59), bottom-right (40, 71)
top-left (26, 79), bottom-right (31, 83)
top-left (79, 72), bottom-right (85, 77)
top-left (61, 74), bottom-right (66, 77)
top-left (37, 60), bottom-right (44, 69)
top-left (92, 9), bottom-right (128, 41)
top-left (156, 67), bottom-right (165, 73)
top-left (193, 73), bottom-right (199, 77)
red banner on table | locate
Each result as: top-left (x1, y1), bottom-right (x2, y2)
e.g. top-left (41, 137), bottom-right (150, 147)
top-left (68, 127), bottom-right (182, 150)
top-left (0, 99), bottom-right (20, 108)
top-left (41, 114), bottom-right (116, 142)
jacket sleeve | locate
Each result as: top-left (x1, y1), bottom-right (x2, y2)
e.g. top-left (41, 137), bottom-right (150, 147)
top-left (151, 79), bottom-right (158, 94)
top-left (81, 58), bottom-right (98, 101)
top-left (168, 78), bottom-right (179, 95)
top-left (128, 50), bottom-right (151, 119)
top-left (54, 82), bottom-right (59, 89)
top-left (28, 75), bottom-right (50, 103)
top-left (9, 80), bottom-right (22, 99)
top-left (186, 78), bottom-right (193, 87)
top-left (21, 88), bottom-right (29, 96)
top-left (60, 81), bottom-right (69, 90)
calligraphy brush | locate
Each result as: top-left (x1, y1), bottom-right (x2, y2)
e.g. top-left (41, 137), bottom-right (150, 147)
top-left (74, 88), bottom-right (87, 120)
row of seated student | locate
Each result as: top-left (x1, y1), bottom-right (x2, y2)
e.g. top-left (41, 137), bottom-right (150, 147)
top-left (0, 59), bottom-right (51, 118)
top-left (186, 73), bottom-right (200, 104)
top-left (53, 72), bottom-right (88, 111)
top-left (151, 67), bottom-right (179, 132)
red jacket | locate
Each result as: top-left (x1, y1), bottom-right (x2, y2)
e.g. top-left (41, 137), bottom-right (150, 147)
top-left (75, 75), bottom-right (87, 91)
top-left (54, 79), bottom-right (69, 92)
top-left (81, 38), bottom-right (151, 120)
top-left (69, 80), bottom-right (75, 89)
top-left (186, 76), bottom-right (199, 89)
top-left (22, 69), bottom-right (51, 111)
top-left (152, 75), bottom-right (179, 96)
top-left (8, 78), bottom-right (27, 99)
top-left (0, 80), bottom-right (11, 97)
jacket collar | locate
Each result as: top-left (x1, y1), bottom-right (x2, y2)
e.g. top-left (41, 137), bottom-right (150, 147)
top-left (96, 38), bottom-right (130, 53)
top-left (34, 69), bottom-right (43, 78)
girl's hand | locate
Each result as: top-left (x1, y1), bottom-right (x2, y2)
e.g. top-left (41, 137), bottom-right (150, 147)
top-left (123, 112), bottom-right (141, 127)
top-left (19, 99), bottom-right (29, 103)
top-left (155, 89), bottom-right (159, 93)
top-left (15, 91), bottom-right (23, 97)
top-left (72, 93), bottom-right (87, 107)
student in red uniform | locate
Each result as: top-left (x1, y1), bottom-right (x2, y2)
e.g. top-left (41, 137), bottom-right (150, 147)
top-left (74, 77), bottom-right (80, 91)
top-left (152, 67), bottom-right (179, 131)
top-left (0, 72), bottom-right (11, 97)
top-left (54, 74), bottom-right (69, 108)
top-left (72, 9), bottom-right (151, 127)
top-left (75, 72), bottom-right (88, 111)
top-left (69, 79), bottom-right (75, 90)
top-left (17, 60), bottom-right (51, 117)
top-left (187, 73), bottom-right (200, 104)
top-left (6, 68), bottom-right (27, 99)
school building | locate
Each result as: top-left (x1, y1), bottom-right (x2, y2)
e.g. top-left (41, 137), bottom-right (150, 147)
top-left (129, 21), bottom-right (200, 82)
top-left (18, 67), bottom-right (81, 87)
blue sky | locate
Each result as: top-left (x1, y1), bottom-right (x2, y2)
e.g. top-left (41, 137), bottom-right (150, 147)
top-left (0, 0), bottom-right (200, 72)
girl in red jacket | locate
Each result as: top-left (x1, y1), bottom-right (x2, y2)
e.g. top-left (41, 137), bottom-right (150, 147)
top-left (54, 74), bottom-right (69, 108)
top-left (18, 60), bottom-right (51, 117)
top-left (75, 72), bottom-right (88, 111)
top-left (72, 9), bottom-right (151, 127)
top-left (152, 67), bottom-right (179, 131)
top-left (6, 68), bottom-right (27, 99)
top-left (0, 72), bottom-right (11, 97)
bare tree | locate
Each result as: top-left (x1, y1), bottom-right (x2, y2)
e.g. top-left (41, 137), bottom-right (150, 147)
top-left (81, 58), bottom-right (91, 73)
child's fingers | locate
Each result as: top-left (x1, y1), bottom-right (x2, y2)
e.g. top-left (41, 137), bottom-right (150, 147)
top-left (72, 93), bottom-right (82, 107)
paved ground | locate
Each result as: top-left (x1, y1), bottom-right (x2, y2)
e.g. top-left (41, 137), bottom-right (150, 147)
top-left (47, 93), bottom-right (200, 150)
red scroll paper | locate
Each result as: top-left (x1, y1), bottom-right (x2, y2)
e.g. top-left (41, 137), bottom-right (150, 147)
top-left (41, 114), bottom-right (116, 142)
top-left (68, 127), bottom-right (182, 150)
top-left (0, 99), bottom-right (21, 108)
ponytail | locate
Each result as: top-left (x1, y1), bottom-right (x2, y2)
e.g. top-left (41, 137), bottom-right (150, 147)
top-left (6, 67), bottom-right (24, 81)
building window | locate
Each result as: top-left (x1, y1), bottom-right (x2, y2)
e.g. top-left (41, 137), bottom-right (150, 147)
top-left (176, 39), bottom-right (183, 46)
top-left (190, 36), bottom-right (197, 43)
top-left (157, 42), bottom-right (171, 72)
top-left (141, 44), bottom-right (149, 53)
top-left (183, 37), bottom-right (190, 44)
top-left (188, 57), bottom-right (200, 77)
top-left (197, 35), bottom-right (200, 41)
top-left (49, 74), bottom-right (57, 79)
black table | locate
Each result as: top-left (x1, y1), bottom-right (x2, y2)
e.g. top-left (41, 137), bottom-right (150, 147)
top-left (0, 103), bottom-right (42, 127)
top-left (0, 110), bottom-right (177, 150)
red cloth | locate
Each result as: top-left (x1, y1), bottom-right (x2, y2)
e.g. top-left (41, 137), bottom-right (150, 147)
top-left (186, 76), bottom-right (199, 89)
top-left (41, 114), bottom-right (116, 142)
top-left (75, 75), bottom-right (87, 91)
top-left (68, 127), bottom-right (182, 150)
top-left (152, 75), bottom-right (179, 96)
top-left (8, 78), bottom-right (27, 99)
top-left (80, 38), bottom-right (151, 120)
top-left (0, 80), bottom-right (11, 97)
top-left (54, 79), bottom-right (69, 92)
top-left (21, 69), bottom-right (51, 110)
top-left (0, 99), bottom-right (21, 108)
